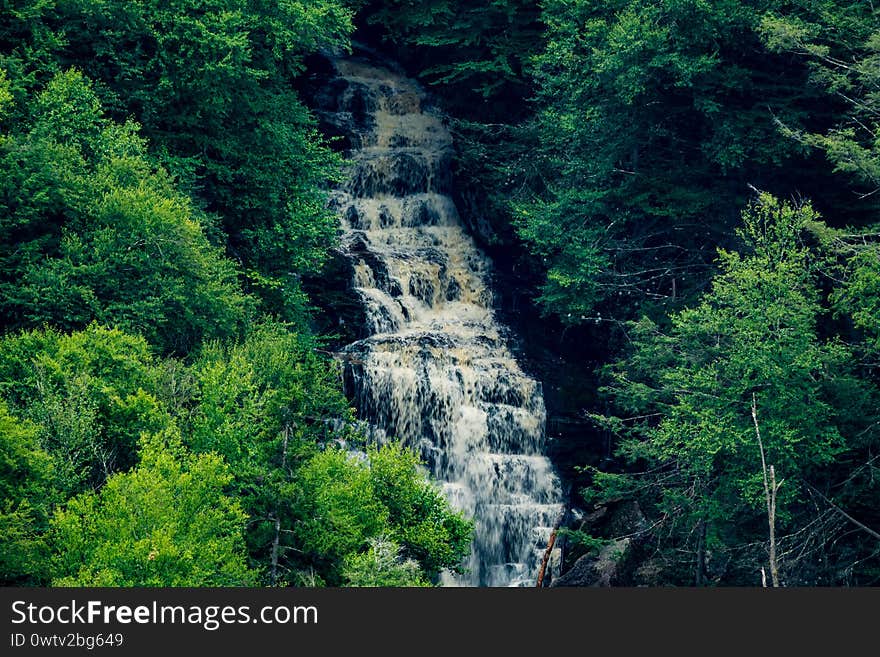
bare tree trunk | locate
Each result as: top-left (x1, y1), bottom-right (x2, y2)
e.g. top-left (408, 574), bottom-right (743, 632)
top-left (695, 517), bottom-right (707, 586)
top-left (752, 394), bottom-right (781, 587)
top-left (270, 514), bottom-right (281, 585)
top-left (271, 426), bottom-right (292, 586)
top-left (768, 465), bottom-right (779, 587)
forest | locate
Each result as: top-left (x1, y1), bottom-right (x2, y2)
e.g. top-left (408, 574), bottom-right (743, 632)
top-left (1, 0), bottom-right (879, 587)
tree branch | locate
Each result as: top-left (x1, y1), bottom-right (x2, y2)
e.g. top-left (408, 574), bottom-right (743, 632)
top-left (805, 483), bottom-right (880, 542)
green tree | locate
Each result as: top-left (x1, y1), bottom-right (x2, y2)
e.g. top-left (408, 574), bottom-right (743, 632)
top-left (50, 0), bottom-right (354, 320)
top-left (367, 442), bottom-right (473, 578)
top-left (0, 400), bottom-right (55, 585)
top-left (0, 324), bottom-right (170, 496)
top-left (0, 2), bottom-right (484, 591)
top-left (175, 324), bottom-right (473, 585)
top-left (177, 322), bottom-right (355, 584)
top-left (342, 537), bottom-right (430, 587)
top-left (0, 320), bottom-right (473, 587)
top-left (366, 0), bottom-right (542, 111)
top-left (292, 444), bottom-right (472, 585)
top-left (760, 3), bottom-right (880, 362)
top-left (592, 195), bottom-right (880, 585)
top-left (761, 2), bottom-right (880, 194)
top-left (49, 427), bottom-right (256, 586)
top-left (0, 0), bottom-right (63, 114)
top-left (509, 0), bottom-right (867, 323)
top-left (293, 447), bottom-right (390, 582)
top-left (832, 237), bottom-right (880, 357)
top-left (0, 69), bottom-right (253, 354)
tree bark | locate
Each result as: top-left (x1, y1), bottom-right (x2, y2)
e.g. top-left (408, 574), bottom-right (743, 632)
top-left (536, 512), bottom-right (565, 587)
top-left (752, 394), bottom-right (780, 587)
top-left (270, 514), bottom-right (281, 585)
top-left (270, 425), bottom-right (292, 585)
top-left (768, 465), bottom-right (779, 588)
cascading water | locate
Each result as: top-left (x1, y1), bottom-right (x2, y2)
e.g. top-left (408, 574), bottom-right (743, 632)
top-left (314, 53), bottom-right (563, 587)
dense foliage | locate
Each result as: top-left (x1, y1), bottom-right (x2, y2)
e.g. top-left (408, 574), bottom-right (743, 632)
top-left (591, 196), bottom-right (880, 584)
top-left (2, 0), bottom-right (879, 588)
top-left (0, 69), bottom-right (251, 355)
top-left (0, 0), bottom-right (472, 588)
top-left (366, 0), bottom-right (880, 585)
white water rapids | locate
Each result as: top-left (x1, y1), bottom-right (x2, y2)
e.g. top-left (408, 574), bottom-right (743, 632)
top-left (318, 55), bottom-right (563, 586)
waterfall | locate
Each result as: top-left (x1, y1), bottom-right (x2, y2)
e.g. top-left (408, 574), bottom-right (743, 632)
top-left (315, 53), bottom-right (563, 587)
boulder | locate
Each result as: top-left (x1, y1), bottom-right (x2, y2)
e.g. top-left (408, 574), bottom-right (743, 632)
top-left (551, 538), bottom-right (631, 587)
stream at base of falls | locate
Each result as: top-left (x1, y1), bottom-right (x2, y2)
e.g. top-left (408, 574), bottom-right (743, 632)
top-left (312, 52), bottom-right (564, 587)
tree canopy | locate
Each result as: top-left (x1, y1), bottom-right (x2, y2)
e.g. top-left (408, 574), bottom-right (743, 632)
top-left (365, 0), bottom-right (880, 585)
top-left (2, 0), bottom-right (880, 588)
top-left (585, 196), bottom-right (880, 584)
top-left (0, 0), bottom-right (474, 588)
